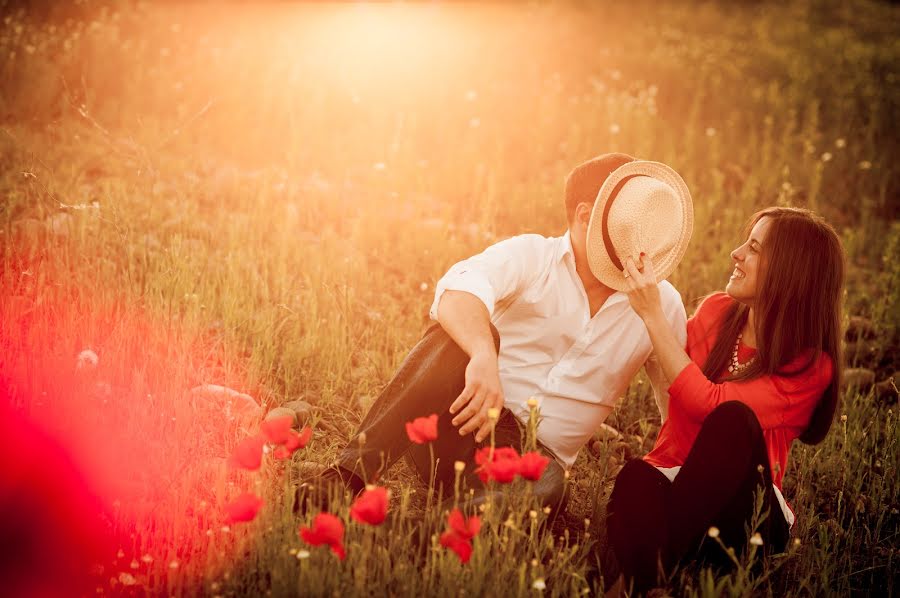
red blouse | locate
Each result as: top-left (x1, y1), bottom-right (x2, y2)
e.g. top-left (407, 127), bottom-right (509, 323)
top-left (643, 293), bottom-right (833, 490)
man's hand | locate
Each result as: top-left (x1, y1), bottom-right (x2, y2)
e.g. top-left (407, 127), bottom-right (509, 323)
top-left (449, 351), bottom-right (504, 442)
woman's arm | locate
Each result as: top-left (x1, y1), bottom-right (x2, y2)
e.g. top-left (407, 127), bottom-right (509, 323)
top-left (623, 256), bottom-right (692, 384)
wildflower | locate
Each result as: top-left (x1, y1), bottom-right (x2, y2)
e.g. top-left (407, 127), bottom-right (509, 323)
top-left (118, 573), bottom-right (136, 586)
top-left (169, 561), bottom-right (179, 570)
top-left (487, 407), bottom-right (500, 421)
top-left (609, 123), bottom-right (620, 135)
top-left (439, 509), bottom-right (481, 563)
top-left (518, 452), bottom-right (551, 481)
top-left (230, 434), bottom-right (266, 470)
top-left (296, 549), bottom-right (310, 559)
top-left (840, 414), bottom-right (847, 423)
top-left (261, 415), bottom-right (294, 445)
top-left (533, 578), bottom-right (547, 590)
top-left (224, 493), bottom-right (263, 523)
top-left (276, 427), bottom-right (313, 459)
top-left (76, 349), bottom-right (99, 371)
top-left (406, 414), bottom-right (439, 444)
top-left (299, 513), bottom-right (346, 560)
top-left (793, 538), bottom-right (801, 547)
top-left (749, 533), bottom-right (764, 546)
top-left (350, 486), bottom-right (389, 526)
top-left (757, 464), bottom-right (764, 473)
top-left (708, 526), bottom-right (720, 538)
top-left (542, 506), bottom-right (551, 514)
top-left (858, 160), bottom-right (872, 170)
top-left (454, 460), bottom-right (466, 473)
top-left (529, 510), bottom-right (538, 519)
top-left (129, 559), bottom-right (139, 569)
top-left (835, 138), bottom-right (846, 148)
top-left (527, 397), bottom-right (539, 409)
top-left (821, 152), bottom-right (833, 162)
top-left (475, 446), bottom-right (521, 483)
top-left (531, 558), bottom-right (539, 567)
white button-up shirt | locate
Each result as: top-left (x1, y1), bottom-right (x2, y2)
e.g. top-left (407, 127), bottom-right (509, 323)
top-left (429, 232), bottom-right (688, 468)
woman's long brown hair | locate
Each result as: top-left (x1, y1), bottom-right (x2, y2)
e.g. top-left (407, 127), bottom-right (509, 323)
top-left (701, 207), bottom-right (845, 445)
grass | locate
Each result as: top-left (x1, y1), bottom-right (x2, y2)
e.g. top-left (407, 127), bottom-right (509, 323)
top-left (1, 0), bottom-right (898, 595)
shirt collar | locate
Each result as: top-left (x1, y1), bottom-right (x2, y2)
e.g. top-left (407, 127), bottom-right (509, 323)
top-left (557, 231), bottom-right (575, 264)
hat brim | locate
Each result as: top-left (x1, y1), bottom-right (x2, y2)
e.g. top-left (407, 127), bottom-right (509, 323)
top-left (586, 161), bottom-right (694, 292)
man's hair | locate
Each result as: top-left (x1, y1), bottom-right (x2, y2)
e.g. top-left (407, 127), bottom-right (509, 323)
top-left (564, 152), bottom-right (635, 222)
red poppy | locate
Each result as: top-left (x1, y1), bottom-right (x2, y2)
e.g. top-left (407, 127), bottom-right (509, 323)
top-left (261, 415), bottom-right (294, 445)
top-left (276, 427), bottom-right (312, 459)
top-left (474, 446), bottom-right (519, 465)
top-left (518, 451), bottom-right (551, 481)
top-left (440, 529), bottom-right (473, 563)
top-left (299, 513), bottom-right (346, 560)
top-left (350, 486), bottom-right (389, 526)
top-left (447, 508), bottom-right (481, 539)
top-left (439, 509), bottom-right (481, 564)
top-left (229, 434), bottom-right (266, 471)
top-left (405, 414), bottom-right (439, 444)
top-left (474, 446), bottom-right (521, 483)
top-left (224, 492), bottom-right (264, 523)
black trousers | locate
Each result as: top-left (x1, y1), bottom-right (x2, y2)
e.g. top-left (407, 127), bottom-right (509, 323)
top-left (337, 324), bottom-right (566, 511)
top-left (606, 401), bottom-right (790, 594)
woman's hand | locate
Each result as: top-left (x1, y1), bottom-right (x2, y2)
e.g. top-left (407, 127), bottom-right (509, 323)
top-left (623, 254), bottom-right (664, 321)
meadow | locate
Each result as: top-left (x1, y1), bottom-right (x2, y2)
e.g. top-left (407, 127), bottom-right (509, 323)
top-left (1, 0), bottom-right (898, 595)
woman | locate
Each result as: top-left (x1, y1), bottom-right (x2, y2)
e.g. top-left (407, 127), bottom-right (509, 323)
top-left (606, 207), bottom-right (844, 594)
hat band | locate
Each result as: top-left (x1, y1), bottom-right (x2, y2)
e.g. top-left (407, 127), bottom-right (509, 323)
top-left (601, 174), bottom-right (646, 272)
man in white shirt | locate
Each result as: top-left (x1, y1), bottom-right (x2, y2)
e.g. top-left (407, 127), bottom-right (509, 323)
top-left (302, 153), bottom-right (689, 513)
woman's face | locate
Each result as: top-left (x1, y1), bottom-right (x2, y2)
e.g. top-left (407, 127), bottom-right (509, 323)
top-left (726, 216), bottom-right (772, 305)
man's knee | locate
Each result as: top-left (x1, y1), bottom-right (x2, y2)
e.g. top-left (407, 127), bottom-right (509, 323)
top-left (533, 462), bottom-right (567, 512)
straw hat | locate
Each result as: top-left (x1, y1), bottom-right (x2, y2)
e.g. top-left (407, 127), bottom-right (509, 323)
top-left (586, 161), bottom-right (693, 292)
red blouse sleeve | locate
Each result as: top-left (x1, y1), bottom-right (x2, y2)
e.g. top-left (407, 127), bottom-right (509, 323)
top-left (668, 353), bottom-right (833, 429)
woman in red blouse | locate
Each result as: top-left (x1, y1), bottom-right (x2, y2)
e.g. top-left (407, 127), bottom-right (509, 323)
top-left (605, 207), bottom-right (844, 594)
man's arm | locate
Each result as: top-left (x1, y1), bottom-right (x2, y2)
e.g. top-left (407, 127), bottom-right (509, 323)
top-left (428, 234), bottom-right (547, 442)
top-left (437, 290), bottom-right (504, 442)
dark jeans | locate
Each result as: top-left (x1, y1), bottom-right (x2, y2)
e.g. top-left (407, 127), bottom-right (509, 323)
top-left (337, 323), bottom-right (566, 511)
top-left (606, 401), bottom-right (790, 594)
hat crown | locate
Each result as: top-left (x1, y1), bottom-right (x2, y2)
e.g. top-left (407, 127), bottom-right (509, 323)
top-left (586, 160), bottom-right (694, 292)
top-left (607, 176), bottom-right (684, 265)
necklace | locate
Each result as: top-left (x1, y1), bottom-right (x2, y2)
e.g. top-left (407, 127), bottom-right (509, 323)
top-left (728, 333), bottom-right (756, 374)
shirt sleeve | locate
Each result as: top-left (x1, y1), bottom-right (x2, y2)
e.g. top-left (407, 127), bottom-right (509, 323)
top-left (667, 353), bottom-right (833, 429)
top-left (429, 234), bottom-right (548, 321)
top-left (645, 283), bottom-right (689, 422)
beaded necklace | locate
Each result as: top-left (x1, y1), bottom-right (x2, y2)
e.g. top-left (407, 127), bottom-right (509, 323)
top-left (728, 333), bottom-right (756, 374)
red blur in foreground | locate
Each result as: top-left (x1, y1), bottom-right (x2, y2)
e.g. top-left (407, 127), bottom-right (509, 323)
top-left (405, 413), bottom-right (439, 444)
top-left (439, 509), bottom-right (481, 564)
top-left (261, 415), bottom-right (295, 445)
top-left (349, 486), bottom-right (389, 526)
top-left (300, 513), bottom-right (346, 560)
top-left (0, 398), bottom-right (112, 598)
top-left (224, 492), bottom-right (264, 523)
top-left (230, 434), bottom-right (266, 470)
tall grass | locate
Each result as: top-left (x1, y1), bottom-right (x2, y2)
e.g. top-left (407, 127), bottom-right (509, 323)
top-left (1, 0), bottom-right (898, 595)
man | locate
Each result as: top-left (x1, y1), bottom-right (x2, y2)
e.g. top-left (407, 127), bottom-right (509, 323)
top-left (302, 153), bottom-right (692, 513)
